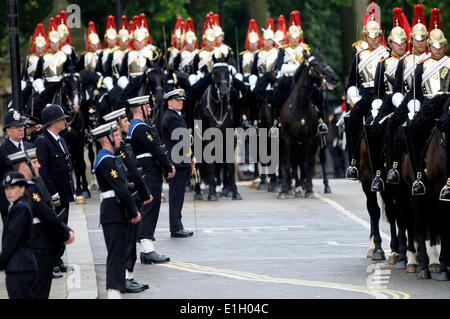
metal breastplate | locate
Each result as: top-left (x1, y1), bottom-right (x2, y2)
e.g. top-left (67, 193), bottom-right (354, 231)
top-left (358, 48), bottom-right (388, 88)
top-left (27, 54), bottom-right (40, 81)
top-left (421, 57), bottom-right (450, 98)
top-left (199, 49), bottom-right (214, 73)
top-left (112, 48), bottom-right (127, 76)
top-left (284, 45), bottom-right (306, 64)
top-left (128, 47), bottom-right (154, 76)
top-left (168, 47), bottom-right (180, 69)
top-left (257, 48), bottom-right (279, 74)
top-left (84, 51), bottom-right (99, 72)
top-left (383, 56), bottom-right (400, 93)
top-left (241, 51), bottom-right (256, 76)
top-left (180, 49), bottom-right (197, 72)
top-left (102, 47), bottom-right (115, 69)
top-left (213, 44), bottom-right (231, 60)
top-left (43, 51), bottom-right (67, 81)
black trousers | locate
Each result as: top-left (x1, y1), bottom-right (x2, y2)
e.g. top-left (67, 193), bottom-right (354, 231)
top-left (5, 271), bottom-right (36, 299)
top-left (102, 222), bottom-right (128, 291)
top-left (137, 169), bottom-right (162, 241)
top-left (126, 222), bottom-right (137, 273)
top-left (32, 249), bottom-right (57, 299)
top-left (55, 202), bottom-right (70, 267)
top-left (168, 167), bottom-right (191, 233)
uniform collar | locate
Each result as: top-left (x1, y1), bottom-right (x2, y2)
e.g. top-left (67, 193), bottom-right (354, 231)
top-left (169, 107), bottom-right (182, 117)
top-left (92, 149), bottom-right (114, 173)
top-left (126, 118), bottom-right (147, 140)
top-left (46, 129), bottom-right (59, 141)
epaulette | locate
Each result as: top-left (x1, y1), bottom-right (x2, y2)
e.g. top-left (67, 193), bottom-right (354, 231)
top-left (239, 50), bottom-right (248, 55)
top-left (417, 56), bottom-right (430, 64)
top-left (399, 53), bottom-right (410, 60)
top-left (379, 56), bottom-right (389, 63)
top-left (81, 51), bottom-right (87, 55)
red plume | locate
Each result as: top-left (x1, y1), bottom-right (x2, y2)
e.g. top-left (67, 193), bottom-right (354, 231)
top-left (128, 21), bottom-right (135, 50)
top-left (55, 15), bottom-right (61, 27)
top-left (266, 18), bottom-right (274, 32)
top-left (119, 16), bottom-right (128, 30)
top-left (31, 23), bottom-right (48, 52)
top-left (104, 15), bottom-right (117, 46)
top-left (58, 10), bottom-right (71, 45)
top-left (140, 13), bottom-right (152, 44)
top-left (184, 18), bottom-right (197, 49)
top-left (171, 16), bottom-right (183, 47)
top-left (412, 4), bottom-right (426, 27)
top-left (276, 15), bottom-right (288, 45)
top-left (245, 19), bottom-right (262, 50)
top-left (201, 12), bottom-right (215, 48)
top-left (86, 21), bottom-right (101, 50)
top-left (429, 8), bottom-right (441, 32)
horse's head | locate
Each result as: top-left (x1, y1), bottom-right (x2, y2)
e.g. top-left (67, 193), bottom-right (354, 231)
top-left (303, 51), bottom-right (339, 90)
top-left (211, 59), bottom-right (231, 101)
top-left (62, 67), bottom-right (81, 113)
top-left (79, 69), bottom-right (102, 104)
top-left (146, 62), bottom-right (165, 109)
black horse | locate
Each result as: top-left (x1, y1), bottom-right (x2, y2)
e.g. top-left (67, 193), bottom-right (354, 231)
top-left (278, 53), bottom-right (339, 199)
top-left (197, 60), bottom-right (242, 201)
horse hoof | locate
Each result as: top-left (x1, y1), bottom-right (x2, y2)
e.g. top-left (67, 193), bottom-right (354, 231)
top-left (395, 260), bottom-right (407, 270)
top-left (225, 191), bottom-right (234, 198)
top-left (436, 271), bottom-right (449, 281)
top-left (257, 183), bottom-right (266, 191)
top-left (295, 191), bottom-right (303, 198)
top-left (324, 186), bottom-right (332, 194)
top-left (406, 264), bottom-right (417, 273)
top-left (194, 193), bottom-right (203, 201)
top-left (372, 249), bottom-right (386, 261)
top-left (389, 253), bottom-right (399, 265)
top-left (417, 269), bottom-right (431, 279)
top-left (81, 190), bottom-right (91, 199)
top-left (208, 194), bottom-right (219, 201)
top-left (75, 196), bottom-right (86, 205)
top-left (429, 264), bottom-right (440, 273)
top-left (304, 191), bottom-right (314, 199)
top-left (277, 193), bottom-right (288, 199)
top-left (232, 193), bottom-right (242, 200)
top-left (367, 248), bottom-right (374, 259)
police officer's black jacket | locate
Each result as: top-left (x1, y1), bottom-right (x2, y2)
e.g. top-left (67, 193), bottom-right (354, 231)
top-left (35, 129), bottom-right (75, 202)
top-left (93, 149), bottom-right (139, 224)
top-left (161, 108), bottom-right (192, 169)
top-left (115, 140), bottom-right (151, 202)
top-left (0, 197), bottom-right (38, 272)
top-left (26, 181), bottom-right (71, 250)
top-left (126, 119), bottom-right (173, 175)
top-left (0, 138), bottom-right (35, 212)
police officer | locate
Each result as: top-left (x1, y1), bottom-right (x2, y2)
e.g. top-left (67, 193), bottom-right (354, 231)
top-left (103, 107), bottom-right (151, 292)
top-left (0, 109), bottom-right (35, 221)
top-left (24, 114), bottom-right (43, 144)
top-left (126, 95), bottom-right (174, 263)
top-left (7, 148), bottom-right (75, 299)
top-left (161, 89), bottom-right (195, 238)
top-left (0, 171), bottom-right (38, 299)
top-left (35, 104), bottom-right (75, 274)
top-left (91, 122), bottom-right (142, 299)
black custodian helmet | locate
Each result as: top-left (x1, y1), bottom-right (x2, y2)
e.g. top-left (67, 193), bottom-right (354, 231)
top-left (3, 109), bottom-right (25, 132)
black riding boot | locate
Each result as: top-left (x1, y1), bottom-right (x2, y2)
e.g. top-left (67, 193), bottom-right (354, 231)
top-left (344, 116), bottom-right (359, 180)
top-left (440, 131), bottom-right (450, 201)
top-left (404, 124), bottom-right (426, 196)
top-left (318, 118), bottom-right (328, 135)
top-left (386, 160), bottom-right (400, 184)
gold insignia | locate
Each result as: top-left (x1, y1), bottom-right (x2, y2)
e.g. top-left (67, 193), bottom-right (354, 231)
top-left (441, 67), bottom-right (448, 80)
top-left (185, 149), bottom-right (192, 157)
top-left (178, 91), bottom-right (184, 97)
top-left (32, 193), bottom-right (41, 202)
top-left (67, 126), bottom-right (72, 132)
top-left (120, 151), bottom-right (126, 159)
top-left (146, 132), bottom-right (153, 142)
top-left (111, 169), bottom-right (118, 178)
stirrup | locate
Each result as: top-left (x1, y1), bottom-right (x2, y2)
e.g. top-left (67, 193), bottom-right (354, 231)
top-left (386, 162), bottom-right (400, 184)
top-left (412, 172), bottom-right (426, 196)
top-left (346, 159), bottom-right (359, 180)
top-left (318, 121), bottom-right (328, 135)
top-left (439, 179), bottom-right (450, 202)
top-left (371, 170), bottom-right (384, 192)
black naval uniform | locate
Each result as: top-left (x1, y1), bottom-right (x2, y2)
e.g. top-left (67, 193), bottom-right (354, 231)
top-left (93, 149), bottom-right (139, 293)
top-left (161, 107), bottom-right (192, 235)
top-left (126, 119), bottom-right (173, 242)
top-left (0, 195), bottom-right (38, 299)
top-left (26, 181), bottom-right (71, 299)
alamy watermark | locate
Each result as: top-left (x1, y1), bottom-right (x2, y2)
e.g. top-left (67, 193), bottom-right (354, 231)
top-left (170, 120), bottom-right (279, 174)
top-left (366, 264), bottom-right (391, 289)
top-left (65, 4), bottom-right (81, 29)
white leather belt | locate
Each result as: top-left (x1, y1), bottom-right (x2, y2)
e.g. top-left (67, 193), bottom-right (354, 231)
top-left (362, 81), bottom-right (374, 88)
top-left (45, 76), bottom-right (62, 82)
top-left (129, 72), bottom-right (144, 77)
top-left (100, 190), bottom-right (115, 201)
top-left (424, 92), bottom-right (445, 99)
top-left (33, 217), bottom-right (41, 225)
top-left (136, 153), bottom-right (152, 159)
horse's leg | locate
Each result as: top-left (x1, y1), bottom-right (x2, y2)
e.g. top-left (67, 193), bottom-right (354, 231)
top-left (277, 135), bottom-right (290, 199)
top-left (228, 163), bottom-right (242, 200)
top-left (427, 202), bottom-right (441, 274)
top-left (364, 190), bottom-right (385, 260)
top-left (303, 145), bottom-right (316, 198)
top-left (320, 147), bottom-right (331, 193)
top-left (413, 198), bottom-right (431, 279)
top-left (382, 190), bottom-right (399, 265)
top-left (206, 163), bottom-right (218, 201)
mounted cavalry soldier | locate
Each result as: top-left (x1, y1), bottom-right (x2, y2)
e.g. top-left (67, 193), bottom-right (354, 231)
top-left (166, 16), bottom-right (184, 73)
top-left (102, 107), bottom-right (151, 293)
top-left (193, 13), bottom-right (218, 79)
top-left (125, 95), bottom-right (174, 264)
top-left (57, 11), bottom-right (78, 68)
top-left (404, 8), bottom-right (449, 196)
top-left (365, 7), bottom-right (410, 191)
top-left (173, 18), bottom-right (198, 76)
top-left (212, 13), bottom-right (236, 67)
top-left (21, 23), bottom-right (46, 109)
top-left (345, 3), bottom-right (389, 180)
top-left (386, 4), bottom-right (430, 184)
top-left (91, 122), bottom-right (142, 299)
top-left (98, 16), bottom-right (119, 78)
top-left (76, 22), bottom-right (102, 73)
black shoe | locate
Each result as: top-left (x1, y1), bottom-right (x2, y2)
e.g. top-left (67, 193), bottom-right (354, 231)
top-left (53, 266), bottom-right (61, 273)
top-left (125, 279), bottom-right (149, 293)
top-left (53, 271), bottom-right (63, 279)
top-left (58, 264), bottom-right (69, 273)
top-left (439, 183), bottom-right (450, 202)
top-left (140, 251), bottom-right (170, 264)
top-left (171, 229), bottom-right (194, 238)
top-left (371, 175), bottom-right (384, 192)
top-left (386, 167), bottom-right (400, 184)
top-left (412, 179), bottom-right (426, 195)
top-left (345, 165), bottom-right (358, 180)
